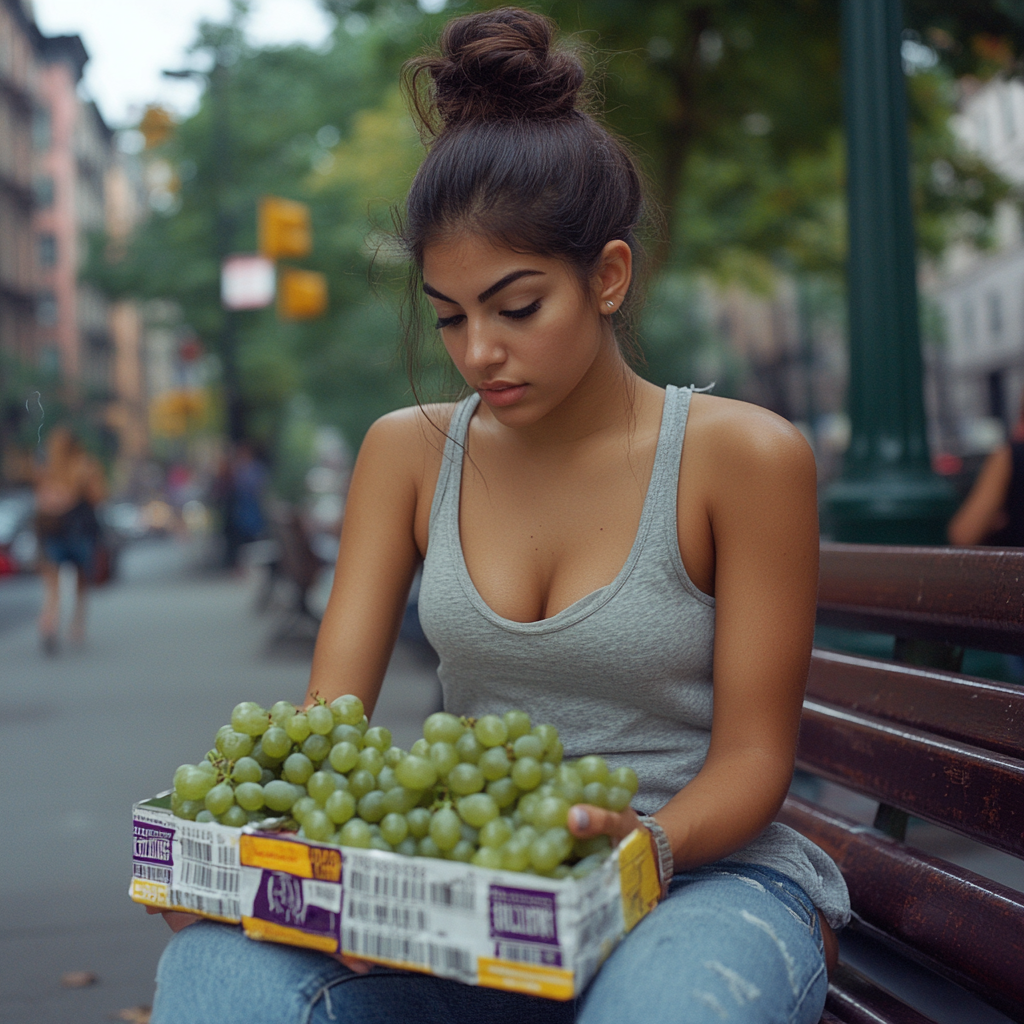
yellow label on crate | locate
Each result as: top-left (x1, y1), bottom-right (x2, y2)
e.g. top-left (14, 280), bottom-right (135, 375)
top-left (129, 879), bottom-right (169, 907)
top-left (618, 828), bottom-right (660, 932)
top-left (240, 834), bottom-right (314, 876)
top-left (242, 916), bottom-right (338, 953)
top-left (239, 835), bottom-right (342, 881)
top-left (477, 957), bottom-right (576, 1001)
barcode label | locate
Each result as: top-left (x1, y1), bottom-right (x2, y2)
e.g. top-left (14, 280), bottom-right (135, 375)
top-left (346, 898), bottom-right (428, 931)
top-left (180, 837), bottom-right (212, 862)
top-left (429, 944), bottom-right (476, 975)
top-left (180, 836), bottom-right (238, 867)
top-left (576, 899), bottom-right (620, 950)
top-left (345, 928), bottom-right (425, 964)
top-left (170, 889), bottom-right (241, 920)
top-left (180, 860), bottom-right (241, 893)
top-left (343, 929), bottom-right (475, 977)
top-left (494, 941), bottom-right (551, 964)
top-left (349, 868), bottom-right (426, 902)
top-left (429, 881), bottom-right (475, 911)
top-left (133, 863), bottom-right (171, 884)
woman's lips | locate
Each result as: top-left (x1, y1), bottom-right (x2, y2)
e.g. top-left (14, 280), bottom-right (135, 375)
top-left (478, 384), bottom-right (528, 408)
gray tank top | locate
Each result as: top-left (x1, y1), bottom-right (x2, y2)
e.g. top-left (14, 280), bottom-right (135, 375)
top-left (418, 384), bottom-right (850, 929)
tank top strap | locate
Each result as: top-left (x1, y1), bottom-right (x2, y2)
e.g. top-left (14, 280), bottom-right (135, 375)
top-left (428, 393), bottom-right (480, 534)
top-left (644, 384), bottom-right (693, 548)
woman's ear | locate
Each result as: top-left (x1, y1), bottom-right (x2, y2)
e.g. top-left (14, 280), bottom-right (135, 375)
top-left (594, 240), bottom-right (632, 315)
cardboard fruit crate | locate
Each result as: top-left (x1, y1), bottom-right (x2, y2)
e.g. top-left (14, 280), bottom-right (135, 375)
top-left (131, 793), bottom-right (659, 1000)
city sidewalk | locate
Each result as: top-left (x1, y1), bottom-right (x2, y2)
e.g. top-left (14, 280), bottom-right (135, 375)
top-left (0, 538), bottom-right (441, 1024)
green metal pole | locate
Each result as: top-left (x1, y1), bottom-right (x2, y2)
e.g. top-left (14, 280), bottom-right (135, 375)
top-left (822, 0), bottom-right (956, 544)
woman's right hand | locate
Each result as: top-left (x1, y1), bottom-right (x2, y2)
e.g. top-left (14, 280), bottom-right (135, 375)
top-left (146, 905), bottom-right (201, 933)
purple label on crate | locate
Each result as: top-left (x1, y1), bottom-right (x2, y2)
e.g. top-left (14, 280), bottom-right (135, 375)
top-left (252, 870), bottom-right (341, 938)
top-left (489, 885), bottom-right (559, 946)
top-left (133, 820), bottom-right (175, 865)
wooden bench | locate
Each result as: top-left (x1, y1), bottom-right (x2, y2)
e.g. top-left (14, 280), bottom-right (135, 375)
top-left (777, 542), bottom-right (1024, 1024)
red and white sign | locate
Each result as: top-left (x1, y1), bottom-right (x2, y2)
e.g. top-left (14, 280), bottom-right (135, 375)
top-left (221, 255), bottom-right (275, 310)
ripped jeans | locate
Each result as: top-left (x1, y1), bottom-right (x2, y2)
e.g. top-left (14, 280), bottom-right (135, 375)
top-left (150, 861), bottom-right (828, 1024)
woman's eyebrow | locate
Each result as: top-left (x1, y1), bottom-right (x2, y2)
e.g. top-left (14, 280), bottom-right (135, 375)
top-left (477, 270), bottom-right (543, 303)
top-left (422, 269), bottom-right (544, 306)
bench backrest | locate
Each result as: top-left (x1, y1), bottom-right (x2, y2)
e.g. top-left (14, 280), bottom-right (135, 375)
top-left (779, 543), bottom-right (1024, 1023)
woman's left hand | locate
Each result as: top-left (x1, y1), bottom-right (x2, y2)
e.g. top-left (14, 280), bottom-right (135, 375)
top-left (567, 803), bottom-right (644, 846)
top-left (569, 804), bottom-right (670, 897)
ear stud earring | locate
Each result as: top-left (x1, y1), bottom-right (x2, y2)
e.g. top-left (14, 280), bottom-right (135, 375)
top-left (606, 301), bottom-right (614, 308)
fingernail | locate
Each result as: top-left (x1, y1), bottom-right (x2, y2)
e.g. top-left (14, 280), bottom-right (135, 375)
top-left (571, 807), bottom-right (590, 830)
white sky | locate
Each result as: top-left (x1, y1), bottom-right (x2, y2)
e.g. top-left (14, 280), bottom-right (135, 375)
top-left (31, 0), bottom-right (336, 128)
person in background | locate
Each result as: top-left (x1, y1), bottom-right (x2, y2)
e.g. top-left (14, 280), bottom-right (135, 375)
top-left (213, 442), bottom-right (269, 570)
top-left (33, 426), bottom-right (107, 653)
top-left (948, 399), bottom-right (1024, 546)
top-left (226, 442), bottom-right (268, 570)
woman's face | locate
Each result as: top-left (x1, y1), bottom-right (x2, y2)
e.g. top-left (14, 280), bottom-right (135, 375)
top-left (421, 233), bottom-right (622, 428)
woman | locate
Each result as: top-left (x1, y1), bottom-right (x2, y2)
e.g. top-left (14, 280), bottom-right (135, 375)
top-left (151, 9), bottom-right (848, 1022)
top-left (948, 400), bottom-right (1024, 546)
top-left (33, 426), bottom-right (106, 652)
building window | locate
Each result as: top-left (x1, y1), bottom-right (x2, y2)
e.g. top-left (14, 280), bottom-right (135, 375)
top-left (988, 370), bottom-right (1007, 427)
top-left (33, 108), bottom-right (52, 151)
top-left (37, 292), bottom-right (58, 326)
top-left (37, 234), bottom-right (57, 267)
top-left (987, 292), bottom-right (1003, 340)
top-left (962, 298), bottom-right (976, 348)
top-left (33, 176), bottom-right (55, 208)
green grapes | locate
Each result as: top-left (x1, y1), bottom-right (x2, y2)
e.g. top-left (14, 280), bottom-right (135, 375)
top-left (169, 696), bottom-right (640, 880)
top-left (306, 705), bottom-right (334, 736)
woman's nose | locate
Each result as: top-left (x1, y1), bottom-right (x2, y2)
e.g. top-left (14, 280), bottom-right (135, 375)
top-left (463, 320), bottom-right (504, 370)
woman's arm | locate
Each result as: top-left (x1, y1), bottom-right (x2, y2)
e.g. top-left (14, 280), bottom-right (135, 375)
top-left (303, 408), bottom-right (433, 715)
top-left (948, 445), bottom-right (1012, 546)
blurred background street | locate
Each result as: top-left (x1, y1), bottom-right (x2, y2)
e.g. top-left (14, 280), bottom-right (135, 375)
top-left (0, 536), bottom-right (441, 1023)
top-left (1, 0), bottom-right (1024, 1021)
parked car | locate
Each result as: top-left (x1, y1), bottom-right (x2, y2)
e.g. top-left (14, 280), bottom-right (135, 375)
top-left (0, 489), bottom-right (37, 575)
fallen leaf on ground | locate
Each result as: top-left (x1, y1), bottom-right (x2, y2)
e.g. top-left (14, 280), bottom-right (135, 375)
top-left (60, 970), bottom-right (98, 988)
top-left (113, 1007), bottom-right (152, 1023)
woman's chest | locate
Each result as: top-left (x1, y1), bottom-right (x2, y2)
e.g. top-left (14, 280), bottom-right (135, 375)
top-left (458, 451), bottom-right (651, 622)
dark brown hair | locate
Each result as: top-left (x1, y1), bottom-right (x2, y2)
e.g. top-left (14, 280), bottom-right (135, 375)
top-left (397, 7), bottom-right (652, 392)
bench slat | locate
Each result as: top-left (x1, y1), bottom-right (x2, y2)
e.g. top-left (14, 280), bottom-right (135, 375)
top-left (817, 543), bottom-right (1024, 654)
top-left (796, 700), bottom-right (1024, 857)
top-left (807, 649), bottom-right (1024, 759)
top-left (826, 964), bottom-right (939, 1024)
top-left (779, 796), bottom-right (1024, 1019)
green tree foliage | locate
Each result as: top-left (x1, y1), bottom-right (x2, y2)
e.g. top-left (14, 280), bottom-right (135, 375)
top-left (90, 0), bottom-right (1023, 449)
top-left (90, 3), bottom-right (446, 450)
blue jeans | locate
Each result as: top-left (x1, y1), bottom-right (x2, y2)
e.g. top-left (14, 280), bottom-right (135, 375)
top-left (151, 861), bottom-right (828, 1024)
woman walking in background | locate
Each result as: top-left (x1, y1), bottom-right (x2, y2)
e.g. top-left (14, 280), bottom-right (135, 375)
top-left (33, 426), bottom-right (106, 653)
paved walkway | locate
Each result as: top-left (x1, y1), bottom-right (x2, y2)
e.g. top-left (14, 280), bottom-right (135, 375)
top-left (0, 538), bottom-right (441, 1024)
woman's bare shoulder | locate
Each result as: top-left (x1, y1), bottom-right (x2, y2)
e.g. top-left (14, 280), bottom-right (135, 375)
top-left (359, 402), bottom-right (459, 479)
top-left (368, 403), bottom-right (457, 449)
top-left (688, 393), bottom-right (814, 475)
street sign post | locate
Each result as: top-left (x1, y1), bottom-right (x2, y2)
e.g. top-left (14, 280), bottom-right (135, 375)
top-left (822, 0), bottom-right (956, 544)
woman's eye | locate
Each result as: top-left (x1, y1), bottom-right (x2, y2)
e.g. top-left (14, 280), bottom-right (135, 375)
top-left (500, 300), bottom-right (541, 321)
top-left (434, 314), bottom-right (465, 330)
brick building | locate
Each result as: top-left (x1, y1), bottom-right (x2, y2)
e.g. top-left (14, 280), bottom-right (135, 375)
top-left (0, 0), bottom-right (149, 484)
top-left (0, 0), bottom-right (38, 368)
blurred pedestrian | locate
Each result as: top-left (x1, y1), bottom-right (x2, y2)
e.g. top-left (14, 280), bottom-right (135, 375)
top-left (220, 442), bottom-right (268, 570)
top-left (33, 426), bottom-right (107, 653)
top-left (948, 399), bottom-right (1024, 546)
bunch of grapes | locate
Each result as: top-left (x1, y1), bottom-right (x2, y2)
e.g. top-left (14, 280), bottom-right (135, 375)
top-left (170, 696), bottom-right (639, 878)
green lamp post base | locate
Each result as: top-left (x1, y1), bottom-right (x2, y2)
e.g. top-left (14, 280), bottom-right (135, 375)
top-left (822, 471), bottom-right (958, 545)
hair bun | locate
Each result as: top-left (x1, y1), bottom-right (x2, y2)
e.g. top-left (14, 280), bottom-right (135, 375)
top-left (412, 8), bottom-right (584, 129)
